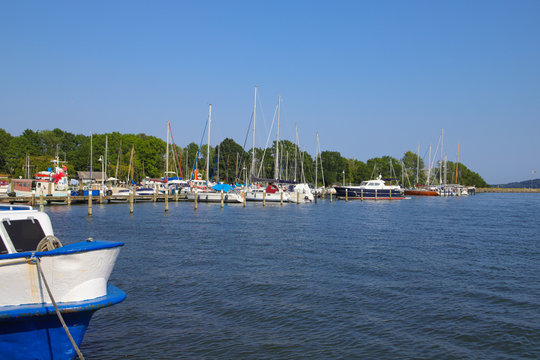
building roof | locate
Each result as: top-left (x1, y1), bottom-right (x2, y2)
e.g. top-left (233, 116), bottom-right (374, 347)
top-left (77, 171), bottom-right (108, 181)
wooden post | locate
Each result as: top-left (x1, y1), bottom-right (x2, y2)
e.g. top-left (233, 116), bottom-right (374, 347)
top-left (194, 190), bottom-right (198, 210)
top-left (175, 189), bottom-right (178, 202)
top-left (389, 188), bottom-right (392, 199)
top-left (39, 192), bottom-right (44, 211)
top-left (345, 188), bottom-right (348, 202)
top-left (67, 192), bottom-right (71, 206)
top-left (330, 191), bottom-right (333, 203)
top-left (99, 190), bottom-right (103, 204)
top-left (280, 190), bottom-right (283, 206)
top-left (220, 190), bottom-right (224, 208)
top-left (153, 188), bottom-right (157, 202)
top-left (297, 191), bottom-right (300, 204)
top-left (242, 189), bottom-right (246, 207)
top-left (48, 182), bottom-right (52, 196)
top-left (361, 189), bottom-right (363, 201)
top-left (31, 193), bottom-right (36, 207)
top-left (165, 190), bottom-right (169, 212)
top-left (88, 191), bottom-right (93, 216)
top-left (263, 190), bottom-right (266, 207)
top-left (129, 191), bottom-right (134, 214)
top-left (375, 189), bottom-right (378, 200)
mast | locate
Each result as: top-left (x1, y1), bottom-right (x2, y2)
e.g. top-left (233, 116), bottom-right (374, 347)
top-left (294, 125), bottom-right (298, 182)
top-left (455, 142), bottom-right (460, 184)
top-left (274, 95), bottom-right (281, 179)
top-left (251, 86), bottom-right (257, 178)
top-left (315, 132), bottom-right (319, 189)
top-left (440, 128), bottom-right (444, 185)
top-left (217, 145), bottom-right (220, 181)
top-left (115, 141), bottom-right (122, 180)
top-left (427, 144), bottom-right (431, 185)
top-left (105, 135), bottom-right (108, 181)
top-left (90, 133), bottom-right (93, 186)
top-left (206, 104), bottom-right (212, 184)
top-left (416, 144), bottom-right (420, 186)
top-left (166, 121), bottom-right (170, 185)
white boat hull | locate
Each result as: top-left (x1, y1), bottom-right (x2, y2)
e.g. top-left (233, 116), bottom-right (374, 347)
top-left (0, 246), bottom-right (121, 307)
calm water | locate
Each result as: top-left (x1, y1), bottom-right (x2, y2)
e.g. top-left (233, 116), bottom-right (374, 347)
top-left (46, 194), bottom-right (540, 359)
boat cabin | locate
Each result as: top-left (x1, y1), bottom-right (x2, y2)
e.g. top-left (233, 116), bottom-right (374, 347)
top-left (0, 205), bottom-right (54, 255)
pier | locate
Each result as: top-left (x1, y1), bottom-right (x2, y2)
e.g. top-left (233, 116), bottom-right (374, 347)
top-left (1, 194), bottom-right (189, 206)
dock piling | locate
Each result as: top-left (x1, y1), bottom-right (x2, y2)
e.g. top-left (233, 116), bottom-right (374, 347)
top-left (88, 192), bottom-right (92, 216)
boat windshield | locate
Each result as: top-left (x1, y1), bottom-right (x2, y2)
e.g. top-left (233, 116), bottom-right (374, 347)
top-left (2, 219), bottom-right (46, 253)
top-left (360, 181), bottom-right (368, 186)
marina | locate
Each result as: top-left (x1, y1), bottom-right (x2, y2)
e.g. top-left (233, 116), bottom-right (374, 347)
top-left (32, 193), bottom-right (539, 359)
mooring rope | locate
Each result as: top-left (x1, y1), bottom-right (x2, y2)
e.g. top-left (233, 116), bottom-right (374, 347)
top-left (28, 255), bottom-right (86, 360)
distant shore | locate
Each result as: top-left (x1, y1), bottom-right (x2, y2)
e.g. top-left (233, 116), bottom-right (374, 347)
top-left (477, 188), bottom-right (540, 193)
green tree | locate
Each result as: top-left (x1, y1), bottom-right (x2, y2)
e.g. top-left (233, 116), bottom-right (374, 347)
top-left (0, 129), bottom-right (13, 173)
top-left (321, 151), bottom-right (348, 186)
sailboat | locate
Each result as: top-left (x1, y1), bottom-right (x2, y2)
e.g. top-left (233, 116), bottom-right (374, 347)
top-left (185, 105), bottom-right (243, 203)
top-left (286, 126), bottom-right (314, 203)
top-left (245, 93), bottom-right (291, 202)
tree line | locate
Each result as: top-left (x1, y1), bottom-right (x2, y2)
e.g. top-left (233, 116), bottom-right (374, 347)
top-left (0, 128), bottom-right (489, 187)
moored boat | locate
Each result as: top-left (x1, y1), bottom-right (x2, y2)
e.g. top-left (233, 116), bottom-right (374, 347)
top-left (0, 205), bottom-right (125, 360)
top-left (246, 184), bottom-right (290, 202)
top-left (334, 175), bottom-right (405, 200)
top-left (404, 186), bottom-right (439, 196)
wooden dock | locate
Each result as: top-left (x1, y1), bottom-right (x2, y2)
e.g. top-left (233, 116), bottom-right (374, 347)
top-left (0, 193), bottom-right (188, 206)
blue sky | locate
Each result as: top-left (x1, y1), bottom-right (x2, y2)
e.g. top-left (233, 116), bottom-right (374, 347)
top-left (1, 1), bottom-right (539, 184)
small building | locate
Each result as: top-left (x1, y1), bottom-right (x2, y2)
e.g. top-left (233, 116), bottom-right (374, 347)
top-left (77, 171), bottom-right (108, 185)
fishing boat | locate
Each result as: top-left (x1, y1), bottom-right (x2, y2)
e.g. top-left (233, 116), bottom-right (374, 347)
top-left (12, 157), bottom-right (71, 200)
top-left (334, 175), bottom-right (405, 200)
top-left (0, 204), bottom-right (125, 360)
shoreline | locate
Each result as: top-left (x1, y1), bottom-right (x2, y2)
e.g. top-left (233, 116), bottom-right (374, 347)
top-left (477, 188), bottom-right (540, 193)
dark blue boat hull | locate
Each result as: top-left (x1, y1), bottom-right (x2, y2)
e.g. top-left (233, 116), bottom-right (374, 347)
top-left (0, 285), bottom-right (125, 360)
top-left (334, 186), bottom-right (404, 200)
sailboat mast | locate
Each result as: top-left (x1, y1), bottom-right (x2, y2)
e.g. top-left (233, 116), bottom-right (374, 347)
top-left (416, 144), bottom-right (420, 185)
top-left (427, 144), bottom-right (431, 185)
top-left (315, 132), bottom-right (319, 189)
top-left (294, 125), bottom-right (298, 182)
top-left (455, 142), bottom-right (460, 184)
top-left (274, 95), bottom-right (281, 179)
top-left (206, 104), bottom-right (212, 184)
top-left (90, 133), bottom-right (93, 186)
top-left (440, 128), bottom-right (444, 185)
top-left (166, 121), bottom-right (170, 185)
top-left (105, 135), bottom-right (108, 180)
top-left (251, 86), bottom-right (257, 179)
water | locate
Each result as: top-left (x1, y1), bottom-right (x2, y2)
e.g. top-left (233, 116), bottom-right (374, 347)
top-left (45, 194), bottom-right (540, 359)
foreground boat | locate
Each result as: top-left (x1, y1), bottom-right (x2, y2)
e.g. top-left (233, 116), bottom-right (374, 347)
top-left (334, 175), bottom-right (405, 200)
top-left (0, 205), bottom-right (125, 360)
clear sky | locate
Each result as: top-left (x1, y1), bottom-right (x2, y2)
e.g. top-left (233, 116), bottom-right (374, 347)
top-left (1, 1), bottom-right (539, 184)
